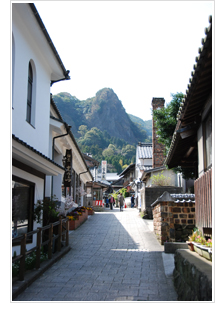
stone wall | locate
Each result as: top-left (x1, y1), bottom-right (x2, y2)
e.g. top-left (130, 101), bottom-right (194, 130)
top-left (152, 199), bottom-right (195, 245)
top-left (173, 249), bottom-right (212, 301)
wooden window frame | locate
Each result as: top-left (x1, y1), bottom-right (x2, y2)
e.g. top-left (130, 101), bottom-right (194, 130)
top-left (12, 175), bottom-right (35, 244)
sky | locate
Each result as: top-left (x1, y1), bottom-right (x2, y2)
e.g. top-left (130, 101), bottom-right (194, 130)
top-left (32, 1), bottom-right (213, 120)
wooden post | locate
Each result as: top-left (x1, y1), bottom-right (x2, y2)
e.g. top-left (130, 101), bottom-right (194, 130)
top-left (66, 219), bottom-right (69, 246)
top-left (36, 228), bottom-right (41, 269)
top-left (48, 224), bottom-right (53, 259)
top-left (19, 234), bottom-right (26, 281)
top-left (57, 219), bottom-right (62, 252)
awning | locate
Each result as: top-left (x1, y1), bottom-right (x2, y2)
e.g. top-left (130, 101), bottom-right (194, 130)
top-left (12, 135), bottom-right (65, 176)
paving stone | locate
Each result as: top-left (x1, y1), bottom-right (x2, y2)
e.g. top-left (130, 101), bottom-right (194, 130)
top-left (13, 208), bottom-right (178, 301)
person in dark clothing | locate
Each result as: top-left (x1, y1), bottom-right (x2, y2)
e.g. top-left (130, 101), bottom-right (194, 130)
top-left (118, 193), bottom-right (124, 211)
top-left (131, 195), bottom-right (135, 208)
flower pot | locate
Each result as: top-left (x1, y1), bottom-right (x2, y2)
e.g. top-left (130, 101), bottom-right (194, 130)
top-left (186, 241), bottom-right (194, 251)
top-left (193, 243), bottom-right (212, 261)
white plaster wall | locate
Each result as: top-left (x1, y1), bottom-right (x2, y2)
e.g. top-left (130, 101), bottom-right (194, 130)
top-left (146, 169), bottom-right (177, 187)
top-left (12, 9), bottom-right (51, 156)
top-left (143, 159), bottom-right (152, 166)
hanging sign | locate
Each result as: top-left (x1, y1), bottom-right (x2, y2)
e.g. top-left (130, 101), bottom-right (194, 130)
top-left (63, 149), bottom-right (73, 187)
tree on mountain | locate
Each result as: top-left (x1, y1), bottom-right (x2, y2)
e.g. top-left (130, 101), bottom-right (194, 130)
top-left (121, 144), bottom-right (136, 159)
top-left (102, 146), bottom-right (115, 158)
top-left (79, 127), bottom-right (107, 148)
top-left (78, 125), bottom-right (88, 137)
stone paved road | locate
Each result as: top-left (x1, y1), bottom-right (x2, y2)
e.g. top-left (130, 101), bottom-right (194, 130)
top-left (14, 207), bottom-right (178, 301)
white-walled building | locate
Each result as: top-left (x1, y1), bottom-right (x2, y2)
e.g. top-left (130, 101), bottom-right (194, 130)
top-left (133, 143), bottom-right (153, 210)
top-left (12, 3), bottom-right (92, 253)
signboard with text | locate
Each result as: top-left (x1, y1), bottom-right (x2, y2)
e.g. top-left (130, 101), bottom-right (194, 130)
top-left (63, 149), bottom-right (72, 188)
top-left (101, 160), bottom-right (107, 180)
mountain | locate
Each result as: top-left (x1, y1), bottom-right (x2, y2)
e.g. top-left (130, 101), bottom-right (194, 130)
top-left (53, 88), bottom-right (151, 144)
top-left (128, 114), bottom-right (152, 138)
top-left (52, 88), bottom-right (152, 173)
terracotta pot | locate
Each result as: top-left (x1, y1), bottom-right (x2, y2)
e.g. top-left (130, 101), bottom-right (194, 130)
top-left (187, 241), bottom-right (194, 251)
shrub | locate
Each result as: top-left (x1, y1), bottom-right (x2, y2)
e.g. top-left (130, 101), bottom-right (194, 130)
top-left (151, 171), bottom-right (171, 186)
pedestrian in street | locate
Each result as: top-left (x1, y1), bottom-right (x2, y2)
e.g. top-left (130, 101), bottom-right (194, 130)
top-left (118, 193), bottom-right (124, 211)
top-left (109, 195), bottom-right (114, 210)
top-left (131, 194), bottom-right (135, 208)
top-left (106, 197), bottom-right (109, 208)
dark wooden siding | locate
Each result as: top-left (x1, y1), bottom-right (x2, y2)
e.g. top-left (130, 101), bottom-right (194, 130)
top-left (194, 168), bottom-right (212, 230)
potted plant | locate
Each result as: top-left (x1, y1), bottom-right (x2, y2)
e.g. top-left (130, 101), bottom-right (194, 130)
top-left (34, 195), bottom-right (60, 226)
top-left (187, 228), bottom-right (212, 261)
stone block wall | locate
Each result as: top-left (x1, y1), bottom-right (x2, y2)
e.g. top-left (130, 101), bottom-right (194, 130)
top-left (152, 201), bottom-right (195, 245)
top-left (173, 249), bottom-right (212, 301)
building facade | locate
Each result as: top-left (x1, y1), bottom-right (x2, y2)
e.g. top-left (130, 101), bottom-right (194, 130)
top-left (12, 3), bottom-right (92, 254)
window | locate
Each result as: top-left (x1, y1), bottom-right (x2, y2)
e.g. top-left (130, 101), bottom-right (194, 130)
top-left (12, 176), bottom-right (35, 241)
top-left (26, 62), bottom-right (33, 124)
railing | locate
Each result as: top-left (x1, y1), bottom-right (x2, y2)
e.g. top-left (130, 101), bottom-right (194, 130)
top-left (194, 168), bottom-right (212, 230)
top-left (12, 218), bottom-right (69, 281)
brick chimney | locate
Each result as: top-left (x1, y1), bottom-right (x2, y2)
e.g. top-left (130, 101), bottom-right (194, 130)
top-left (151, 97), bottom-right (165, 168)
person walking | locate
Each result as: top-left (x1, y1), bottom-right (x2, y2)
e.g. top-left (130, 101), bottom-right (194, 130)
top-left (109, 195), bottom-right (114, 210)
top-left (131, 194), bottom-right (135, 208)
top-left (118, 193), bottom-right (124, 211)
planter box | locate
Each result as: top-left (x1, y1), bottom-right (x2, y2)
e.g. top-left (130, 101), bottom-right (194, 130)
top-left (69, 219), bottom-right (79, 230)
top-left (87, 210), bottom-right (94, 215)
top-left (193, 242), bottom-right (212, 261)
top-left (79, 211), bottom-right (88, 224)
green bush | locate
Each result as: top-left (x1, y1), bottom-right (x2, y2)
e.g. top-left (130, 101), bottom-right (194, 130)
top-left (12, 250), bottom-right (48, 277)
top-left (151, 171), bottom-right (171, 186)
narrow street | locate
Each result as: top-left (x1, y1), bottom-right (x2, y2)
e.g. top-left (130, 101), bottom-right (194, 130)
top-left (14, 207), bottom-right (178, 301)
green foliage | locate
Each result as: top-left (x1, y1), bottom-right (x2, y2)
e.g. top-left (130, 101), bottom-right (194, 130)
top-left (172, 166), bottom-right (196, 180)
top-left (34, 196), bottom-right (60, 226)
top-left (188, 228), bottom-right (212, 247)
top-left (153, 92), bottom-right (184, 152)
top-left (78, 125), bottom-right (88, 137)
top-left (129, 115), bottom-right (152, 137)
top-left (151, 171), bottom-right (171, 186)
top-left (112, 188), bottom-right (129, 200)
top-left (152, 92), bottom-right (195, 180)
top-left (12, 249), bottom-right (48, 277)
top-left (78, 127), bottom-right (136, 173)
top-left (121, 145), bottom-right (136, 159)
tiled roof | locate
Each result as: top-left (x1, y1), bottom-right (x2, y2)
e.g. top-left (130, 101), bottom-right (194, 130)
top-left (151, 191), bottom-right (195, 207)
top-left (12, 134), bottom-right (65, 170)
top-left (137, 143), bottom-right (152, 159)
top-left (171, 193), bottom-right (195, 203)
top-left (165, 16), bottom-right (212, 168)
top-left (119, 163), bottom-right (135, 177)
